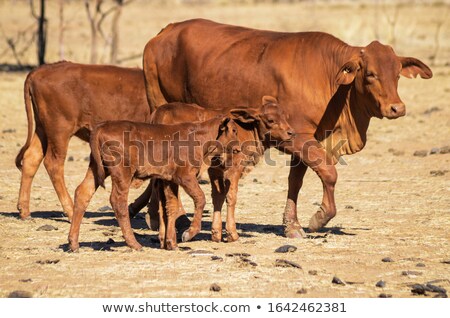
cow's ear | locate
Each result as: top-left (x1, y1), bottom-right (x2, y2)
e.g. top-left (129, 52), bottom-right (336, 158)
top-left (229, 108), bottom-right (259, 124)
top-left (262, 95), bottom-right (278, 105)
top-left (399, 57), bottom-right (433, 79)
top-left (335, 60), bottom-right (360, 85)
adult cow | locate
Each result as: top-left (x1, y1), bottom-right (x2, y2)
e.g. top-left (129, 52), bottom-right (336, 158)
top-left (143, 19), bottom-right (432, 238)
top-left (16, 61), bottom-right (151, 220)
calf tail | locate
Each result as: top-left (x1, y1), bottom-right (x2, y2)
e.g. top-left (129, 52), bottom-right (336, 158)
top-left (89, 128), bottom-right (106, 188)
top-left (15, 73), bottom-right (35, 170)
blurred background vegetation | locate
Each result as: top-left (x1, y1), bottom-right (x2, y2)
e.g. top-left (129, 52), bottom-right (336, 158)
top-left (0, 0), bottom-right (448, 71)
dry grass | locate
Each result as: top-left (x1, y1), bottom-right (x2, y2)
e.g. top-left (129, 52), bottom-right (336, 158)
top-left (0, 1), bottom-right (449, 298)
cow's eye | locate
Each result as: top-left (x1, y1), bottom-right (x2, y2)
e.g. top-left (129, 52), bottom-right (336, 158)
top-left (268, 119), bottom-right (275, 124)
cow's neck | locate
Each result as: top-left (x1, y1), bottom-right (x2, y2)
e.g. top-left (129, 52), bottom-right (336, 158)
top-left (315, 45), bottom-right (372, 160)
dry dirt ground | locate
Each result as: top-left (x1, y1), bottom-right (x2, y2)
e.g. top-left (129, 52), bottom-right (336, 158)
top-left (0, 1), bottom-right (449, 298)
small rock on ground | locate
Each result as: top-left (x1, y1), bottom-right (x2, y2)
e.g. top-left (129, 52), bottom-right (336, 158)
top-left (274, 245), bottom-right (297, 253)
top-left (332, 276), bottom-right (345, 285)
top-left (413, 150), bottom-right (428, 157)
top-left (210, 283), bottom-right (221, 292)
top-left (275, 259), bottom-right (302, 269)
top-left (36, 224), bottom-right (58, 231)
top-left (382, 257), bottom-right (394, 263)
top-left (376, 280), bottom-right (386, 288)
top-left (8, 290), bottom-right (32, 298)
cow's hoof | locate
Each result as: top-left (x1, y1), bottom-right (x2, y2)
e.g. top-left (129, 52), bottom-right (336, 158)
top-left (226, 231), bottom-right (239, 242)
top-left (175, 214), bottom-right (191, 234)
top-left (19, 212), bottom-right (31, 220)
top-left (165, 241), bottom-right (178, 251)
top-left (145, 212), bottom-right (160, 231)
top-left (129, 244), bottom-right (143, 251)
top-left (68, 243), bottom-right (79, 253)
top-left (181, 230), bottom-right (195, 242)
top-left (308, 207), bottom-right (331, 232)
top-left (285, 228), bottom-right (306, 239)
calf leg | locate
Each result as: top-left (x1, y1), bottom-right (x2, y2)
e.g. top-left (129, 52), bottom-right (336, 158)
top-left (283, 158), bottom-right (308, 238)
top-left (161, 181), bottom-right (179, 250)
top-left (68, 163), bottom-right (99, 252)
top-left (110, 176), bottom-right (142, 250)
top-left (208, 168), bottom-right (227, 242)
top-left (17, 132), bottom-right (45, 219)
top-left (43, 135), bottom-right (74, 220)
top-left (128, 180), bottom-right (152, 218)
top-left (179, 175), bottom-right (206, 242)
top-left (225, 169), bottom-right (241, 242)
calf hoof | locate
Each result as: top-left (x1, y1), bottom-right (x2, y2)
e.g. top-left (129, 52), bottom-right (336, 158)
top-left (129, 243), bottom-right (143, 251)
top-left (68, 241), bottom-right (80, 253)
top-left (145, 212), bottom-right (160, 231)
top-left (165, 240), bottom-right (178, 251)
top-left (226, 231), bottom-right (239, 243)
top-left (175, 214), bottom-right (191, 234)
top-left (308, 207), bottom-right (332, 232)
top-left (285, 228), bottom-right (306, 239)
top-left (211, 230), bottom-right (222, 243)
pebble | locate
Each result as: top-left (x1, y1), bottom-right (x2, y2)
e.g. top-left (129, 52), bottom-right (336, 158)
top-left (332, 276), bottom-right (345, 285)
top-left (211, 256), bottom-right (223, 261)
top-left (308, 270), bottom-right (318, 275)
top-left (210, 283), bottom-right (221, 292)
top-left (188, 250), bottom-right (214, 257)
top-left (378, 293), bottom-right (392, 298)
top-left (275, 259), bottom-right (302, 269)
top-left (2, 128), bottom-right (16, 133)
top-left (426, 284), bottom-right (447, 294)
top-left (376, 280), bottom-right (386, 288)
top-left (8, 290), bottom-right (32, 298)
top-left (36, 224), bottom-right (58, 231)
top-left (19, 278), bottom-right (32, 283)
top-left (84, 156), bottom-right (90, 161)
top-left (67, 156), bottom-right (74, 162)
top-left (36, 259), bottom-right (60, 265)
top-left (98, 206), bottom-right (113, 212)
top-left (413, 150), bottom-right (428, 157)
top-left (411, 284), bottom-right (426, 295)
top-left (430, 170), bottom-right (448, 177)
top-left (441, 259), bottom-right (450, 265)
top-left (296, 288), bottom-right (307, 294)
top-left (416, 263), bottom-right (426, 267)
top-left (274, 245), bottom-right (297, 253)
top-left (382, 257), bottom-right (394, 263)
top-left (402, 271), bottom-right (422, 276)
top-left (344, 205), bottom-right (354, 209)
top-left (440, 146), bottom-right (450, 154)
top-left (423, 106), bottom-right (441, 115)
top-left (429, 147), bottom-right (440, 154)
top-left (225, 253), bottom-right (251, 257)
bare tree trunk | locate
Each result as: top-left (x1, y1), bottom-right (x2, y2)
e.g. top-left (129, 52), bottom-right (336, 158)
top-left (30, 0), bottom-right (47, 65)
top-left (85, 0), bottom-right (101, 64)
top-left (110, 0), bottom-right (123, 64)
top-left (58, 0), bottom-right (64, 60)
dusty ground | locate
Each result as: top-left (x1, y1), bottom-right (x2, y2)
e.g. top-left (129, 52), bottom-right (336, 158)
top-left (0, 1), bottom-right (449, 298)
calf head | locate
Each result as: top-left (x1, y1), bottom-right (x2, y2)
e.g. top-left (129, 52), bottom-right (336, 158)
top-left (228, 96), bottom-right (295, 144)
top-left (335, 41), bottom-right (432, 119)
top-left (215, 117), bottom-right (241, 154)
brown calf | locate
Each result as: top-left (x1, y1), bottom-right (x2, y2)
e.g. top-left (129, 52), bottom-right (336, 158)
top-left (135, 96), bottom-right (295, 242)
top-left (68, 115), bottom-right (242, 251)
top-left (15, 61), bottom-right (150, 220)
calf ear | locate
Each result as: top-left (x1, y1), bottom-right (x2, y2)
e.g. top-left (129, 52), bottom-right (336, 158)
top-left (229, 108), bottom-right (259, 124)
top-left (399, 57), bottom-right (433, 79)
top-left (335, 60), bottom-right (360, 85)
top-left (262, 95), bottom-right (278, 105)
top-left (219, 117), bottom-right (231, 131)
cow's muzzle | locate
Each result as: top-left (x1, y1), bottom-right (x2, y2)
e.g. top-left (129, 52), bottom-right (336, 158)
top-left (384, 103), bottom-right (406, 119)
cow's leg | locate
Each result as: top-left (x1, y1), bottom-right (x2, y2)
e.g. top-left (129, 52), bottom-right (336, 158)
top-left (208, 168), bottom-right (226, 242)
top-left (110, 176), bottom-right (142, 250)
top-left (283, 157), bottom-right (308, 238)
top-left (43, 134), bottom-right (73, 220)
top-left (155, 180), bottom-right (166, 248)
top-left (297, 140), bottom-right (337, 232)
top-left (224, 169), bottom-right (241, 242)
top-left (161, 181), bottom-right (179, 250)
top-left (68, 163), bottom-right (99, 252)
top-left (128, 180), bottom-right (152, 218)
top-left (17, 132), bottom-right (45, 219)
top-left (179, 176), bottom-right (206, 242)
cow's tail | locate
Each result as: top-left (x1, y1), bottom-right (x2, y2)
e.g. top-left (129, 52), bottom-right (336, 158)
top-left (89, 128), bottom-right (106, 188)
top-left (15, 72), bottom-right (35, 170)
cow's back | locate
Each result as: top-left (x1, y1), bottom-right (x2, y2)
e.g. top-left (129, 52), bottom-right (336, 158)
top-left (29, 61), bottom-right (150, 139)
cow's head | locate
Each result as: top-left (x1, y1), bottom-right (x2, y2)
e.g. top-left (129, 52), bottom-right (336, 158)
top-left (335, 41), bottom-right (432, 119)
top-left (228, 96), bottom-right (296, 143)
top-left (216, 117), bottom-right (241, 154)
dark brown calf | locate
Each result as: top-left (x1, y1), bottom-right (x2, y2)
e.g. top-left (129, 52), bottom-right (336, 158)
top-left (68, 115), bottom-right (241, 251)
top-left (135, 96), bottom-right (295, 242)
top-left (15, 61), bottom-right (150, 220)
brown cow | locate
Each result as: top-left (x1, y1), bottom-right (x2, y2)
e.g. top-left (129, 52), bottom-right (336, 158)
top-left (15, 61), bottom-right (150, 220)
top-left (139, 96), bottom-right (295, 242)
top-left (143, 19), bottom-right (432, 238)
top-left (68, 116), bottom-right (242, 251)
